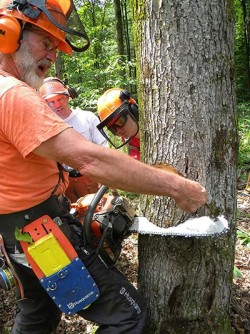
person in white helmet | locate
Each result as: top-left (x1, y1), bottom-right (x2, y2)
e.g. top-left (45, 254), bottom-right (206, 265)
top-left (0, 1), bottom-right (207, 333)
top-left (40, 77), bottom-right (108, 202)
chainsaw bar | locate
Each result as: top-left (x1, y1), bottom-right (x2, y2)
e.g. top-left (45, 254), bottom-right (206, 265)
top-left (129, 215), bottom-right (229, 237)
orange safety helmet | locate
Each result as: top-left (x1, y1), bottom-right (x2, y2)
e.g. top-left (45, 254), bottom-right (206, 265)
top-left (97, 88), bottom-right (139, 149)
top-left (0, 0), bottom-right (90, 54)
top-left (39, 77), bottom-right (78, 99)
top-left (97, 88), bottom-right (137, 123)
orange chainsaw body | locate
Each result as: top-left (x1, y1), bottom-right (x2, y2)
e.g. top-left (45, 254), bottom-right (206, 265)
top-left (72, 193), bottom-right (115, 240)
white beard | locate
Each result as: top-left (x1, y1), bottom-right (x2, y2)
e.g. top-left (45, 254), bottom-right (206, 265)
top-left (12, 36), bottom-right (49, 89)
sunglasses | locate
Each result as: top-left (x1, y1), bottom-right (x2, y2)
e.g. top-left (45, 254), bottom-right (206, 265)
top-left (107, 112), bottom-right (128, 134)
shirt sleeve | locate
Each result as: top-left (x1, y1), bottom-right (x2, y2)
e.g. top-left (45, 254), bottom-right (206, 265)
top-left (0, 84), bottom-right (70, 157)
top-left (89, 112), bottom-right (109, 146)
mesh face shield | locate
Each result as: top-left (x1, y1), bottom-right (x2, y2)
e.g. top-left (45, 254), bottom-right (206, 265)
top-left (64, 1), bottom-right (90, 52)
top-left (4, 0), bottom-right (90, 52)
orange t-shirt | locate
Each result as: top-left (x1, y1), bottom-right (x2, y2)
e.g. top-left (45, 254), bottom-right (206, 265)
top-left (0, 74), bottom-right (70, 213)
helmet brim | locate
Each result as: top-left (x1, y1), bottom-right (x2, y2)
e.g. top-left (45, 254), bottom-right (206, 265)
top-left (44, 92), bottom-right (69, 100)
top-left (57, 40), bottom-right (72, 54)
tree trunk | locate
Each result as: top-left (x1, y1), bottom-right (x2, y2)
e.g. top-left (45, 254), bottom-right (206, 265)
top-left (55, 51), bottom-right (65, 79)
top-left (240, 0), bottom-right (250, 93)
top-left (132, 0), bottom-right (237, 333)
top-left (113, 0), bottom-right (126, 76)
top-left (114, 0), bottom-right (125, 56)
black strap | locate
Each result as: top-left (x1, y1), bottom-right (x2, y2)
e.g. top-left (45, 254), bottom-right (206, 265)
top-left (73, 187), bottom-right (81, 200)
top-left (51, 163), bottom-right (65, 196)
top-left (0, 196), bottom-right (64, 235)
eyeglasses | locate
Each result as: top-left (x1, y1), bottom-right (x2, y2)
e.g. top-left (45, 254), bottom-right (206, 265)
top-left (107, 113), bottom-right (128, 134)
top-left (42, 37), bottom-right (58, 52)
top-left (26, 27), bottom-right (58, 53)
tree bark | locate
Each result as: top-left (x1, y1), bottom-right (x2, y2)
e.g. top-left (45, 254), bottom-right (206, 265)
top-left (113, 0), bottom-right (126, 77)
top-left (55, 51), bottom-right (65, 79)
top-left (114, 0), bottom-right (125, 56)
top-left (132, 0), bottom-right (237, 333)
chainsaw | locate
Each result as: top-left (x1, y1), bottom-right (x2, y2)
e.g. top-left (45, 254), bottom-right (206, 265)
top-left (70, 185), bottom-right (229, 265)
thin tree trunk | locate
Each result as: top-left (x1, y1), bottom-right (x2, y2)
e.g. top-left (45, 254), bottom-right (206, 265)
top-left (114, 0), bottom-right (125, 56)
top-left (114, 0), bottom-right (126, 76)
top-left (241, 0), bottom-right (250, 92)
top-left (55, 51), bottom-right (64, 79)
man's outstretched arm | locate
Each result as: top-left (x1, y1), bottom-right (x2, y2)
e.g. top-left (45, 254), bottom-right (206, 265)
top-left (34, 127), bottom-right (207, 213)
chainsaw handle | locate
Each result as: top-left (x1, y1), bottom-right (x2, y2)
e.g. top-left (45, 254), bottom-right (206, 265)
top-left (84, 185), bottom-right (109, 247)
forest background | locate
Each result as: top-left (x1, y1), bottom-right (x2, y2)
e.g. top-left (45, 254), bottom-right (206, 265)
top-left (0, 0), bottom-right (250, 333)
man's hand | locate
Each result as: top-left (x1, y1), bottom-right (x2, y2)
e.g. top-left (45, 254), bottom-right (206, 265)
top-left (174, 179), bottom-right (207, 212)
top-left (153, 163), bottom-right (207, 212)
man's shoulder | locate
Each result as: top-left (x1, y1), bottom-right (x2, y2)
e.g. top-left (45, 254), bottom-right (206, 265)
top-left (0, 71), bottom-right (22, 86)
top-left (0, 73), bottom-right (21, 95)
top-left (0, 73), bottom-right (32, 97)
top-left (73, 107), bottom-right (99, 121)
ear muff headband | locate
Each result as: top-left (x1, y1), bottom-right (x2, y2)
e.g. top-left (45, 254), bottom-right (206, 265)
top-left (44, 77), bottom-right (78, 99)
top-left (0, 16), bottom-right (23, 54)
top-left (119, 89), bottom-right (139, 121)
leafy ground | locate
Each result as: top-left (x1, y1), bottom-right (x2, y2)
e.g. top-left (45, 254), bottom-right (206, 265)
top-left (231, 189), bottom-right (250, 334)
top-left (0, 191), bottom-right (249, 334)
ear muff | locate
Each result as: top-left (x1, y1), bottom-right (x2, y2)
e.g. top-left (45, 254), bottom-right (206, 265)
top-left (129, 103), bottom-right (139, 121)
top-left (54, 78), bottom-right (78, 99)
top-left (67, 85), bottom-right (78, 99)
top-left (0, 15), bottom-right (22, 54)
top-left (119, 89), bottom-right (131, 102)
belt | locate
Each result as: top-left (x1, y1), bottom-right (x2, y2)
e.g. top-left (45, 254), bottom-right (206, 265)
top-left (0, 195), bottom-right (66, 237)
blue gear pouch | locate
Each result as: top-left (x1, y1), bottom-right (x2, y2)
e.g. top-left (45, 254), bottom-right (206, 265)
top-left (40, 257), bottom-right (100, 314)
top-left (18, 215), bottom-right (100, 315)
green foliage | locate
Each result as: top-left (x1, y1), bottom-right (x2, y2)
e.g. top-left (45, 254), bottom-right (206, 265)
top-left (14, 227), bottom-right (33, 243)
top-left (236, 209), bottom-right (250, 219)
top-left (237, 229), bottom-right (250, 248)
top-left (118, 191), bottom-right (139, 201)
top-left (237, 102), bottom-right (250, 180)
top-left (58, 0), bottom-right (137, 112)
top-left (233, 266), bottom-right (244, 278)
top-left (233, 226), bottom-right (250, 279)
